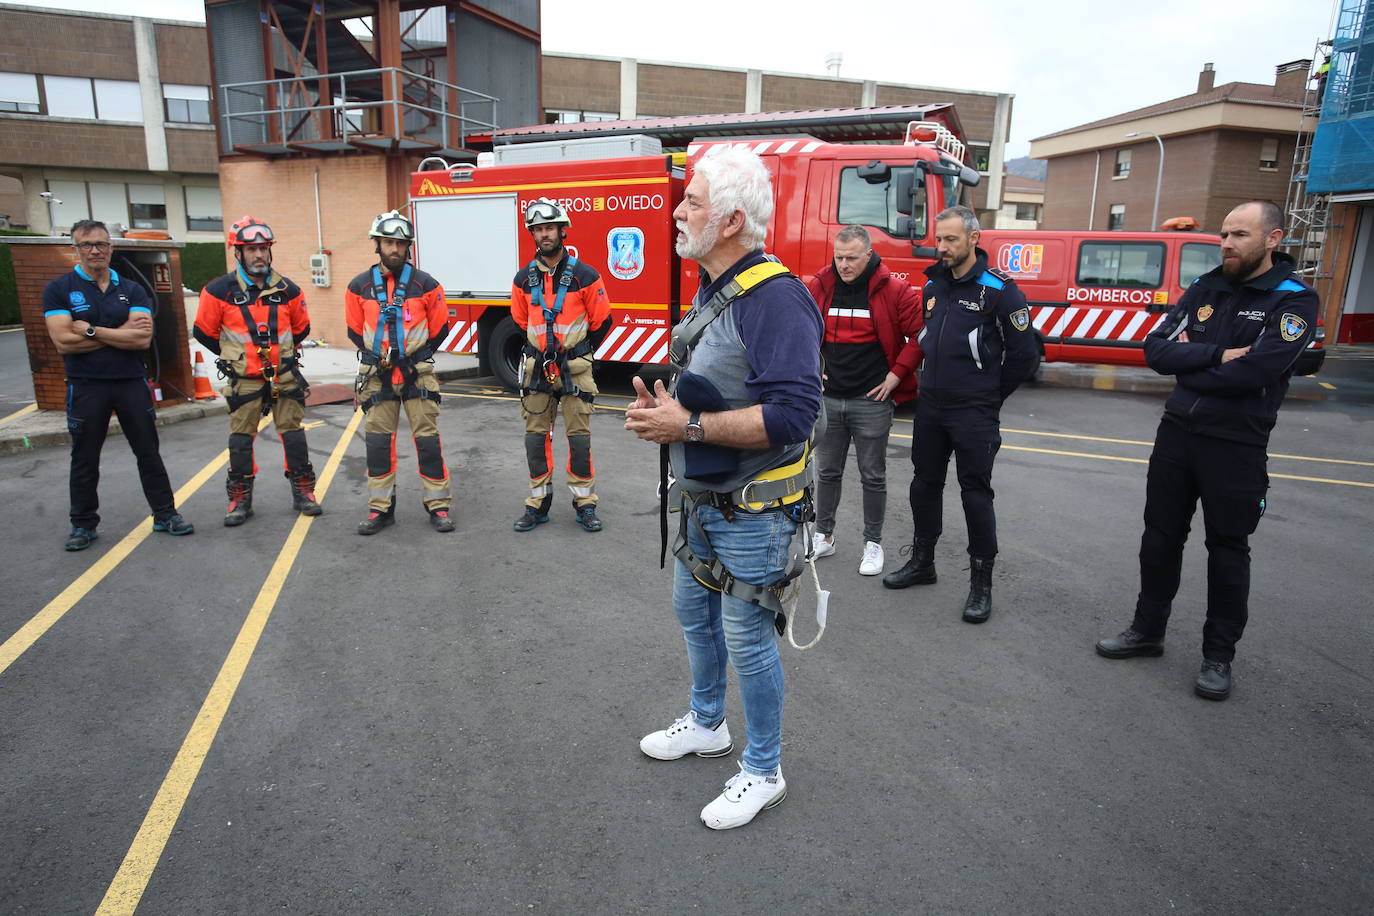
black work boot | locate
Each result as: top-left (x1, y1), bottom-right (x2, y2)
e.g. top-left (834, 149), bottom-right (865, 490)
top-left (290, 471), bottom-right (322, 517)
top-left (574, 503), bottom-right (603, 532)
top-left (1096, 627), bottom-right (1165, 659)
top-left (514, 494), bottom-right (552, 532)
top-left (224, 476), bottom-right (254, 527)
top-left (429, 508), bottom-right (455, 532)
top-left (882, 537), bottom-right (938, 589)
top-left (1195, 659), bottom-right (1233, 701)
top-left (961, 556), bottom-right (994, 624)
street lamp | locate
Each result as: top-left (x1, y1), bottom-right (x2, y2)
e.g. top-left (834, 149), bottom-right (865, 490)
top-left (1125, 131), bottom-right (1164, 230)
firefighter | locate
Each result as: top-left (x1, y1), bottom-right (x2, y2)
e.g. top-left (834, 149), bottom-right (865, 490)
top-left (44, 219), bottom-right (193, 549)
top-left (1096, 200), bottom-right (1319, 701)
top-left (509, 197), bottom-right (614, 533)
top-left (194, 215), bottom-right (320, 525)
top-left (806, 224), bottom-right (924, 576)
top-left (625, 146), bottom-right (823, 830)
top-left (345, 210), bottom-right (454, 535)
top-left (882, 205), bottom-right (1038, 624)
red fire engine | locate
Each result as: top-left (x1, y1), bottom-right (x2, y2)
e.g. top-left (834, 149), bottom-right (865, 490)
top-left (409, 123), bottom-right (1323, 387)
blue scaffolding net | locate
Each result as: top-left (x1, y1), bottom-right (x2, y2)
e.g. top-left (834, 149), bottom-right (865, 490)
top-left (1311, 0), bottom-right (1374, 192)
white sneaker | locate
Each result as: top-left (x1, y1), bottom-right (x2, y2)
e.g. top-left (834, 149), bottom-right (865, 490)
top-left (700, 764), bottom-right (787, 830)
top-left (640, 713), bottom-right (733, 760)
top-left (859, 541), bottom-right (884, 576)
top-left (811, 532), bottom-right (835, 558)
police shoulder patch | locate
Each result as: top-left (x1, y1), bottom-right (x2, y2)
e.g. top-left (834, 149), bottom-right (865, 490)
top-left (1010, 307), bottom-right (1030, 332)
top-left (1280, 312), bottom-right (1308, 342)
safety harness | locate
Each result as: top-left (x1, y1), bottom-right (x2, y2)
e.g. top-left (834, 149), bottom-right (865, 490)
top-left (518, 256), bottom-right (595, 405)
top-left (357, 264), bottom-right (440, 410)
top-left (215, 272), bottom-right (308, 415)
top-left (663, 258), bottom-right (829, 650)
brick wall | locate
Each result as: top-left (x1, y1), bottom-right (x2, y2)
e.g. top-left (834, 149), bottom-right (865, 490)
top-left (760, 76), bottom-right (861, 111)
top-left (155, 22), bottom-right (212, 85)
top-left (0, 9), bottom-right (138, 80)
top-left (638, 64), bottom-right (747, 116)
top-left (542, 56), bottom-right (619, 113)
top-left (217, 155), bottom-right (394, 348)
top-left (1203, 129), bottom-right (1295, 230)
top-left (0, 122), bottom-right (148, 171)
top-left (166, 128), bottom-right (219, 175)
top-left (874, 85), bottom-right (999, 144)
top-left (8, 240), bottom-right (191, 410)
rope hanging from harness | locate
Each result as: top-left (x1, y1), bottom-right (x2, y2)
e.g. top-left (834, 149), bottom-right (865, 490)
top-left (357, 264), bottom-right (440, 410)
top-left (519, 257), bottom-right (595, 404)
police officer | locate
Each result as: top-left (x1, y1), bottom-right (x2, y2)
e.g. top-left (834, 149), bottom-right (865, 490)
top-left (194, 216), bottom-right (320, 525)
top-left (883, 205), bottom-right (1038, 624)
top-left (509, 198), bottom-right (614, 533)
top-left (345, 210), bottom-right (454, 535)
top-left (1096, 200), bottom-right (1319, 701)
top-left (43, 219), bottom-right (193, 549)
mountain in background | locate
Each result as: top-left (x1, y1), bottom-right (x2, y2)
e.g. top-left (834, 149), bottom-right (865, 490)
top-left (1005, 156), bottom-right (1048, 182)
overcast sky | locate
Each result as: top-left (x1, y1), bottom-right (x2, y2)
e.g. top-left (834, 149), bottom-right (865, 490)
top-left (5, 0), bottom-right (1339, 157)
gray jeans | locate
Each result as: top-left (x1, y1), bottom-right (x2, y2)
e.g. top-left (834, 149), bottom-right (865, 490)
top-left (814, 393), bottom-right (895, 543)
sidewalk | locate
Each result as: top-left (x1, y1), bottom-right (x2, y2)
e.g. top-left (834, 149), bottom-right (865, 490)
top-left (0, 346), bottom-right (480, 456)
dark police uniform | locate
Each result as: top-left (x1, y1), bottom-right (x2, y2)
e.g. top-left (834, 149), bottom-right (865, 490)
top-left (909, 247), bottom-right (1038, 557)
top-left (1132, 251), bottom-right (1319, 662)
top-left (42, 265), bottom-right (178, 530)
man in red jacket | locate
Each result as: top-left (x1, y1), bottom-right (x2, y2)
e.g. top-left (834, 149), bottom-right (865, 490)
top-left (806, 225), bottom-right (923, 576)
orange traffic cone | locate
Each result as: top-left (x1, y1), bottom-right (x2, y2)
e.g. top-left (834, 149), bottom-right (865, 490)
top-left (193, 350), bottom-right (218, 400)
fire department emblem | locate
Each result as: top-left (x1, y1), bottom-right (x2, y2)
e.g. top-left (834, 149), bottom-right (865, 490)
top-left (1196, 304), bottom-right (1214, 322)
top-left (1280, 313), bottom-right (1308, 342)
top-left (1010, 307), bottom-right (1030, 332)
top-left (606, 227), bottom-right (644, 281)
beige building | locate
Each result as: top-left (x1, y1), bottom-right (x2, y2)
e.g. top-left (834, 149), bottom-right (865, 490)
top-left (0, 4), bottom-right (221, 239)
top-left (997, 174), bottom-right (1044, 229)
top-left (1030, 62), bottom-right (1308, 233)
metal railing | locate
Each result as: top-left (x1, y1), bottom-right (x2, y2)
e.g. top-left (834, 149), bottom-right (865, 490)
top-left (218, 66), bottom-right (498, 153)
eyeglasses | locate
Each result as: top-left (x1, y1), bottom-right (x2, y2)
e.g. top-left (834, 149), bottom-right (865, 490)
top-left (75, 241), bottom-right (112, 252)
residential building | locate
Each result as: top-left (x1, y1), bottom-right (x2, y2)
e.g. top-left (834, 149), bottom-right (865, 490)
top-left (998, 174), bottom-right (1044, 229)
top-left (0, 4), bottom-right (221, 239)
top-left (1030, 62), bottom-right (1308, 233)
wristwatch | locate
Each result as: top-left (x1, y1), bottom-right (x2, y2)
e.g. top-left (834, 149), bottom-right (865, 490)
top-left (684, 412), bottom-right (705, 443)
top-left (83, 325), bottom-right (97, 339)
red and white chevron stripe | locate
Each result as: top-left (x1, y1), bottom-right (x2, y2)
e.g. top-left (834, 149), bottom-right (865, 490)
top-left (440, 320), bottom-right (479, 353)
top-left (1030, 306), bottom-right (1166, 343)
top-left (686, 139), bottom-right (826, 158)
top-left (595, 325), bottom-right (669, 364)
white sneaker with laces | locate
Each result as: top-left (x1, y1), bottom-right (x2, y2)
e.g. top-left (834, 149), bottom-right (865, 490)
top-left (640, 713), bottom-right (732, 760)
top-left (859, 540), bottom-right (884, 576)
top-left (811, 532), bottom-right (836, 558)
top-left (700, 764), bottom-right (787, 830)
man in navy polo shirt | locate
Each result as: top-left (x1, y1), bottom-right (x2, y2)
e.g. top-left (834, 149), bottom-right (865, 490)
top-left (43, 219), bottom-right (193, 551)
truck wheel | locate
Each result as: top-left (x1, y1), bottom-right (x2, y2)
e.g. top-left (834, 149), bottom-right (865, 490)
top-left (487, 315), bottom-right (525, 392)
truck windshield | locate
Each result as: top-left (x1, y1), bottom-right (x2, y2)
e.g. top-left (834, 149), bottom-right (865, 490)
top-left (1180, 242), bottom-right (1222, 287)
top-left (1077, 241), bottom-right (1165, 289)
top-left (838, 165), bottom-right (924, 239)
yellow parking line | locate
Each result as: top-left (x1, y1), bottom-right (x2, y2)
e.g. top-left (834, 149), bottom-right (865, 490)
top-left (0, 402), bottom-right (37, 425)
top-left (95, 408), bottom-right (362, 916)
top-left (0, 415), bottom-right (275, 677)
top-left (1319, 381), bottom-right (1337, 390)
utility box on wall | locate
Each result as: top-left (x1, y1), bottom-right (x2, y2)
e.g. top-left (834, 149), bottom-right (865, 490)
top-left (6, 237), bottom-right (192, 411)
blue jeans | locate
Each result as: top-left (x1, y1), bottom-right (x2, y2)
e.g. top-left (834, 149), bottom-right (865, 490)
top-left (673, 503), bottom-right (797, 777)
top-left (814, 394), bottom-right (895, 543)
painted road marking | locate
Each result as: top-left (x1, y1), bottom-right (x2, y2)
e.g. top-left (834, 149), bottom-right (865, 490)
top-left (0, 402), bottom-right (37, 425)
top-left (95, 408), bottom-right (362, 915)
top-left (1319, 382), bottom-right (1337, 390)
top-left (0, 416), bottom-right (271, 678)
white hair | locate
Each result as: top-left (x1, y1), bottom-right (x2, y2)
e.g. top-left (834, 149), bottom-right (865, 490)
top-left (693, 145), bottom-right (774, 249)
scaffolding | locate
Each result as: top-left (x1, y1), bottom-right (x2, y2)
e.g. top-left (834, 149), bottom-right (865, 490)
top-left (1283, 39), bottom-right (1340, 305)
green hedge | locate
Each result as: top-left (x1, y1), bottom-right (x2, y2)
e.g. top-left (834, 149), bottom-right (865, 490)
top-left (0, 228), bottom-right (43, 325)
top-left (180, 241), bottom-right (227, 292)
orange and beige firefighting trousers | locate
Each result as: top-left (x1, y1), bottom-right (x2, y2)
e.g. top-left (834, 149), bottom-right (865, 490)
top-left (224, 372), bottom-right (309, 479)
top-left (357, 372), bottom-right (450, 513)
top-left (520, 358), bottom-right (597, 509)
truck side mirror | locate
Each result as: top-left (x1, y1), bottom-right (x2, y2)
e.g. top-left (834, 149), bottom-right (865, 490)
top-left (894, 171), bottom-right (916, 216)
top-left (856, 160), bottom-right (891, 184)
top-left (958, 165), bottom-right (982, 187)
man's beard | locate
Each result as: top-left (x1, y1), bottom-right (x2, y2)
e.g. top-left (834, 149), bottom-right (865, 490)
top-left (537, 236), bottom-right (563, 258)
top-left (675, 211), bottom-right (723, 260)
top-left (1221, 248), bottom-right (1265, 280)
top-left (380, 250), bottom-right (408, 272)
top-left (242, 256), bottom-right (271, 277)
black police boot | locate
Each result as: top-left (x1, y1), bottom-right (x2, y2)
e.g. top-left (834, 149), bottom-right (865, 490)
top-left (514, 495), bottom-right (552, 532)
top-left (961, 556), bottom-right (994, 624)
top-left (290, 471), bottom-right (322, 517)
top-left (1195, 659), bottom-right (1232, 701)
top-left (224, 476), bottom-right (254, 527)
top-left (1095, 627), bottom-right (1165, 659)
top-left (882, 537), bottom-right (938, 589)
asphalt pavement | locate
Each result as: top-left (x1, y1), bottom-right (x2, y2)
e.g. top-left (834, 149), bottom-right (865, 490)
top-left (1, 340), bottom-right (1372, 913)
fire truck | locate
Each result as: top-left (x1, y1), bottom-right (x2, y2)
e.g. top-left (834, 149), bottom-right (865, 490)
top-left (409, 124), bottom-right (1324, 387)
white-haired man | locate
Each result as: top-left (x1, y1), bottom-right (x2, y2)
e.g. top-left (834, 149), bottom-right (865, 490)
top-left (625, 146), bottom-right (823, 830)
